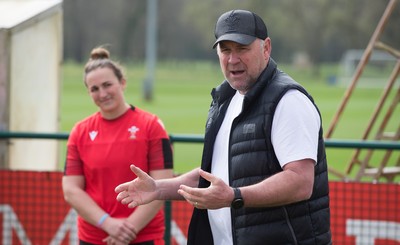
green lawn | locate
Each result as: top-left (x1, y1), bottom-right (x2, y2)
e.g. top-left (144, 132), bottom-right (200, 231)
top-left (60, 61), bottom-right (399, 180)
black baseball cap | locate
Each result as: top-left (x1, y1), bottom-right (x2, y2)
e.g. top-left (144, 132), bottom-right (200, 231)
top-left (213, 10), bottom-right (268, 49)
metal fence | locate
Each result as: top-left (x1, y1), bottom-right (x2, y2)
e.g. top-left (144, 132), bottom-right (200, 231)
top-left (0, 131), bottom-right (399, 244)
top-left (1, 131), bottom-right (399, 149)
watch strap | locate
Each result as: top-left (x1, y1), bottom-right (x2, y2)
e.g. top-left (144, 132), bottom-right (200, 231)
top-left (233, 187), bottom-right (241, 199)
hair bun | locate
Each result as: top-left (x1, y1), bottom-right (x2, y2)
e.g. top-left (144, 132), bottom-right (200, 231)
top-left (90, 47), bottom-right (110, 60)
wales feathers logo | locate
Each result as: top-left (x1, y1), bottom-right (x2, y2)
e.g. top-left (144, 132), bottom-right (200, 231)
top-left (128, 126), bottom-right (140, 139)
top-left (225, 12), bottom-right (240, 31)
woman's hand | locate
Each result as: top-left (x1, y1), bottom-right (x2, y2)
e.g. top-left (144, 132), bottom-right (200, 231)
top-left (102, 217), bottom-right (137, 244)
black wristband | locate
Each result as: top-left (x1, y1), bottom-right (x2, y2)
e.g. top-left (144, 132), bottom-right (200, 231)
top-left (231, 187), bottom-right (244, 209)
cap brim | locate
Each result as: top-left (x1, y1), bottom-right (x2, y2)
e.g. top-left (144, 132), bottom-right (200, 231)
top-left (212, 33), bottom-right (256, 49)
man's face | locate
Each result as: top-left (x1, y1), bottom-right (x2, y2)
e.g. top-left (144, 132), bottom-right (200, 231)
top-left (217, 38), bottom-right (271, 94)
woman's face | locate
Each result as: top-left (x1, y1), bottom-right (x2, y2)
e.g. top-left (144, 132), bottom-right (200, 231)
top-left (85, 67), bottom-right (126, 117)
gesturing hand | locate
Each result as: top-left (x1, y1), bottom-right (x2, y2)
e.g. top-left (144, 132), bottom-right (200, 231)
top-left (178, 169), bottom-right (233, 210)
top-left (115, 165), bottom-right (159, 208)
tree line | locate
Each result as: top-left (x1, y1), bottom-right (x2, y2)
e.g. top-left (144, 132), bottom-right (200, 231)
top-left (63, 0), bottom-right (399, 65)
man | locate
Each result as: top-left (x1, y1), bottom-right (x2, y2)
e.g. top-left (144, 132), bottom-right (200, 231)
top-left (115, 9), bottom-right (332, 245)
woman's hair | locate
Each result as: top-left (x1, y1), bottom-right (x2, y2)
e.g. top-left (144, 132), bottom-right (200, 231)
top-left (84, 46), bottom-right (125, 85)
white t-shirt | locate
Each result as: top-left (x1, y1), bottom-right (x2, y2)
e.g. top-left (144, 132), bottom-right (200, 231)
top-left (271, 90), bottom-right (321, 167)
top-left (208, 91), bottom-right (244, 245)
top-left (208, 89), bottom-right (320, 245)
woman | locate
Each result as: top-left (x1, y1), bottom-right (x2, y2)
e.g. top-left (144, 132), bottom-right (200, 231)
top-left (62, 46), bottom-right (173, 245)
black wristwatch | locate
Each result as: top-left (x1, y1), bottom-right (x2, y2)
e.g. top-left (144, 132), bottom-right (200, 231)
top-left (231, 187), bottom-right (244, 209)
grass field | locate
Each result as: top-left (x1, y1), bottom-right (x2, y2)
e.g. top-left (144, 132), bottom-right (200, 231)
top-left (60, 61), bottom-right (399, 180)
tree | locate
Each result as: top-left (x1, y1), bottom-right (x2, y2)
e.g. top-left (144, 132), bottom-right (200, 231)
top-left (62, 0), bottom-right (399, 65)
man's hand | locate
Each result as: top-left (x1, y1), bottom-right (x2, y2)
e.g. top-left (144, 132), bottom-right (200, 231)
top-left (178, 169), bottom-right (233, 209)
top-left (115, 165), bottom-right (159, 208)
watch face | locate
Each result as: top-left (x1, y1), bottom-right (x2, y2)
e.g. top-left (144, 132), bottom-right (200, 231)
top-left (232, 198), bottom-right (244, 209)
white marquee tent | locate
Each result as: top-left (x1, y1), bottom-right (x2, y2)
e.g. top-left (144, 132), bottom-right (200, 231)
top-left (0, 0), bottom-right (63, 170)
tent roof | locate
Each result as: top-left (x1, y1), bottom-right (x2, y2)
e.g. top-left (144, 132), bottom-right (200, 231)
top-left (0, 0), bottom-right (62, 30)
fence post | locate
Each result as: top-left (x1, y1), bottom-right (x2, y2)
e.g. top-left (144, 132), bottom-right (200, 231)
top-left (164, 200), bottom-right (171, 245)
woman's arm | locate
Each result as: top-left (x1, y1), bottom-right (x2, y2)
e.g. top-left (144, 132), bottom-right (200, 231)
top-left (62, 175), bottom-right (107, 226)
top-left (63, 175), bottom-right (137, 242)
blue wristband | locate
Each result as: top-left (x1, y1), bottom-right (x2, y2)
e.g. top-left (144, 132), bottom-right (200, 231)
top-left (97, 213), bottom-right (109, 227)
